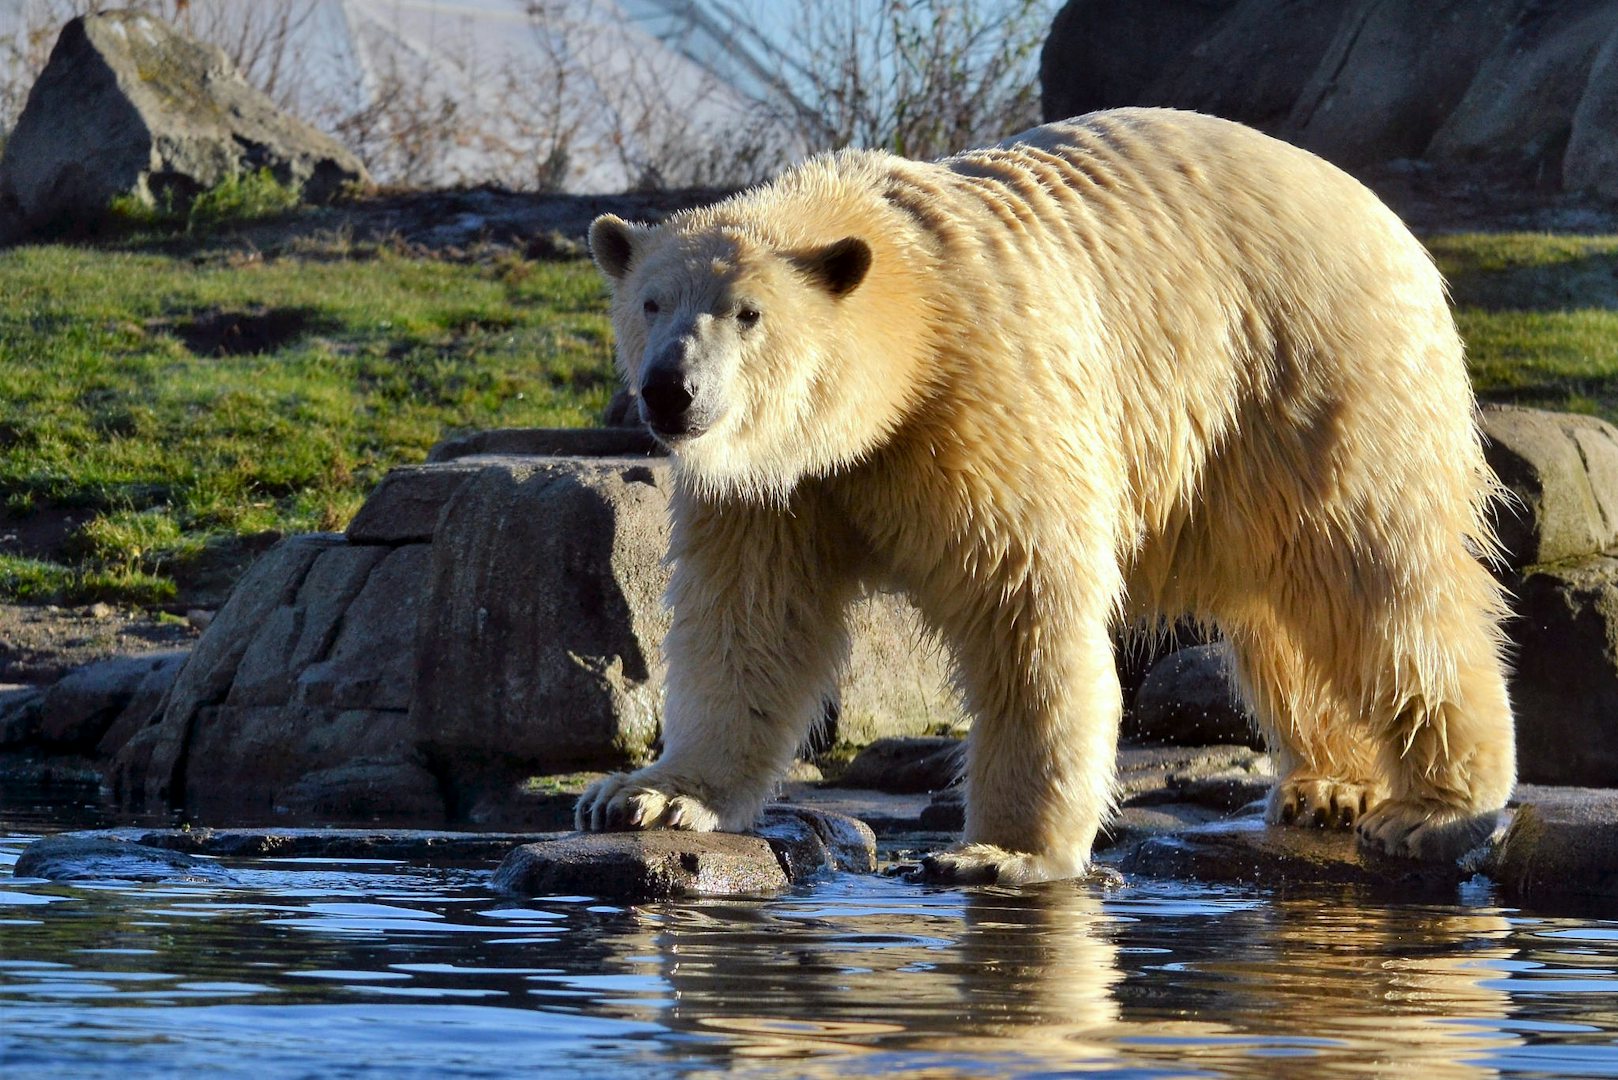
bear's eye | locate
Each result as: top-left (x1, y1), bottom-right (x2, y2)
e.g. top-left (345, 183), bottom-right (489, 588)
top-left (736, 306), bottom-right (761, 329)
top-left (642, 299), bottom-right (659, 316)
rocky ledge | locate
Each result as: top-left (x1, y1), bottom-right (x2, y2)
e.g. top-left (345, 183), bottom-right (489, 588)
top-left (13, 763), bottom-right (1614, 909)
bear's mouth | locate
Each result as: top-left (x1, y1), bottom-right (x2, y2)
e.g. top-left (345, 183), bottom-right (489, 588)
top-left (647, 419), bottom-right (704, 444)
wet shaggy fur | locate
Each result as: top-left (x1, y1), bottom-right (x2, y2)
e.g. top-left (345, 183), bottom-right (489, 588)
top-left (574, 108), bottom-right (1516, 883)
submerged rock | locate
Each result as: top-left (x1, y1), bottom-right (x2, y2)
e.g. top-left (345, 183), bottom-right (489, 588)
top-left (14, 835), bottom-right (235, 883)
top-left (492, 806), bottom-right (877, 899)
top-left (1109, 815), bottom-right (1470, 895)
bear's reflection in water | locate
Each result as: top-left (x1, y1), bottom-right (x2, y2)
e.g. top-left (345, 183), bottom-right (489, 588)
top-left (571, 882), bottom-right (1520, 1076)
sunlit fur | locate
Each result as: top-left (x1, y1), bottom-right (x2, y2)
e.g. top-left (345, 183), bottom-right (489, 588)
top-left (576, 108), bottom-right (1517, 882)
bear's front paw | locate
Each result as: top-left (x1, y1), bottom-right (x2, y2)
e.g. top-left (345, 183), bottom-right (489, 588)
top-left (1355, 799), bottom-right (1499, 862)
top-left (1269, 773), bottom-right (1383, 829)
top-left (574, 771), bottom-right (724, 833)
top-left (916, 843), bottom-right (1083, 886)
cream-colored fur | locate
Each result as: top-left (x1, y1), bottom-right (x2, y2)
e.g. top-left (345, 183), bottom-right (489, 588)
top-left (574, 108), bottom-right (1516, 883)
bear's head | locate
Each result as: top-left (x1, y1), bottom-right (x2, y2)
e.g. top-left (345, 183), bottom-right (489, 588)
top-left (589, 188), bottom-right (932, 500)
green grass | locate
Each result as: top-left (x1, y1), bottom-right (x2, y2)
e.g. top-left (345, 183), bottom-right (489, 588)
top-left (108, 169), bottom-right (307, 234)
top-left (1, 226), bottom-right (1614, 609)
top-left (0, 242), bottom-right (615, 606)
top-left (1430, 233), bottom-right (1618, 419)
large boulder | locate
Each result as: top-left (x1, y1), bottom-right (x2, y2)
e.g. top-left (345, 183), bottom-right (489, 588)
top-left (1128, 642), bottom-right (1259, 749)
top-left (1284, 0), bottom-right (1518, 169)
top-left (0, 11), bottom-right (367, 239)
top-left (1565, 28), bottom-right (1618, 198)
top-left (1427, 1), bottom-right (1618, 176)
top-left (1480, 406), bottom-right (1618, 570)
top-left (1489, 792), bottom-right (1618, 903)
top-left (1041, 0), bottom-right (1618, 192)
top-left (1509, 558), bottom-right (1618, 786)
top-left (111, 433), bottom-right (964, 826)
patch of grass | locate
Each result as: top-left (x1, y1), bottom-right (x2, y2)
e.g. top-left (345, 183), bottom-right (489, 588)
top-left (3, 227), bottom-right (1611, 609)
top-left (107, 169), bottom-right (306, 235)
top-left (1431, 233), bottom-right (1618, 419)
top-left (0, 243), bottom-right (615, 606)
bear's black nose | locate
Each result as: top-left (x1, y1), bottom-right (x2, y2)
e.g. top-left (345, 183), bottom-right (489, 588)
top-left (639, 364), bottom-right (695, 434)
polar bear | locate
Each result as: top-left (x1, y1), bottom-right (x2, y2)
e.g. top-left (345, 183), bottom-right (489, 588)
top-left (574, 108), bottom-right (1516, 883)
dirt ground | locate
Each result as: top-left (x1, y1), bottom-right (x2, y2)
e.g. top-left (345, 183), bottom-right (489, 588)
top-left (0, 603), bottom-right (200, 686)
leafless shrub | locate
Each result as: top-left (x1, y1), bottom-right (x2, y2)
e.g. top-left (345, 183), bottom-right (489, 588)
top-left (724, 0), bottom-right (1055, 159)
top-left (0, 0), bottom-right (1054, 191)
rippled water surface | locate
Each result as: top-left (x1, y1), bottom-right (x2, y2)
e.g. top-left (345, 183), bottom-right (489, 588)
top-left (4, 825), bottom-right (1618, 1079)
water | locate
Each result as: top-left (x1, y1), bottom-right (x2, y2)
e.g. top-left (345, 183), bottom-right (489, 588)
top-left (4, 824), bottom-right (1618, 1079)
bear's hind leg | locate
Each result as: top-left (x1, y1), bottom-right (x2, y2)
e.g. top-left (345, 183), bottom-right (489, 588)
top-left (1353, 554), bottom-right (1516, 861)
top-left (1226, 619), bottom-right (1388, 831)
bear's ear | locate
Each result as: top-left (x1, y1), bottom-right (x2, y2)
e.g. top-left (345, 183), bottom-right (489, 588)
top-left (589, 214), bottom-right (641, 281)
top-left (793, 236), bottom-right (872, 298)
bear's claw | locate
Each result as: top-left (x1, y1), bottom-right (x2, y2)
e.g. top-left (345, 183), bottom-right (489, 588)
top-left (1269, 774), bottom-right (1379, 830)
top-left (1355, 799), bottom-right (1498, 862)
top-left (574, 771), bottom-right (723, 833)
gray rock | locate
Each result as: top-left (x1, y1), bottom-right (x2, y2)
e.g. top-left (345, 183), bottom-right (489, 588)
top-left (37, 651), bottom-right (186, 752)
top-left (93, 650), bottom-right (189, 759)
top-left (1565, 26), bottom-right (1618, 198)
top-left (1149, 0), bottom-right (1356, 129)
top-left (777, 782), bottom-right (941, 835)
top-left (293, 544), bottom-right (428, 711)
top-left (914, 743), bottom-right (1273, 834)
top-left (1481, 406), bottom-right (1618, 569)
top-left (491, 806), bottom-right (876, 899)
top-left (1116, 744), bottom-right (1274, 801)
top-left (426, 428), bottom-right (661, 463)
top-left (344, 462), bottom-right (487, 544)
top-left (110, 534), bottom-right (356, 811)
top-left (1508, 557), bottom-right (1618, 786)
top-left (14, 835), bottom-right (235, 883)
top-left (412, 457), bottom-right (673, 814)
top-left (183, 705), bottom-right (435, 824)
top-left (120, 826), bottom-right (537, 862)
top-left (1040, 1), bottom-right (1618, 188)
top-left (1098, 803), bottom-right (1228, 850)
top-left (1110, 815), bottom-right (1469, 894)
top-left (919, 786), bottom-right (965, 831)
top-left (839, 736), bottom-right (962, 793)
top-left (271, 760), bottom-right (446, 824)
top-left (0, 12), bottom-right (366, 239)
top-left (0, 684), bottom-right (43, 747)
top-left (1488, 792), bottom-right (1618, 903)
top-left (493, 831), bottom-right (790, 898)
top-left (1129, 643), bottom-right (1259, 749)
top-left (1428, 2), bottom-right (1618, 174)
top-left (227, 543), bottom-right (388, 708)
top-left (1284, 0), bottom-right (1517, 168)
top-left (1040, 0), bottom-right (1244, 121)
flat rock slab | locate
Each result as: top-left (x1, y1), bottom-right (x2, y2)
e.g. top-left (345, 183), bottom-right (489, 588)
top-left (778, 784), bottom-right (936, 834)
top-left (14, 835), bottom-right (236, 884)
top-left (493, 806), bottom-right (877, 900)
top-left (1489, 794), bottom-right (1618, 905)
top-left (116, 827), bottom-right (540, 863)
top-left (1108, 816), bottom-right (1470, 896)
